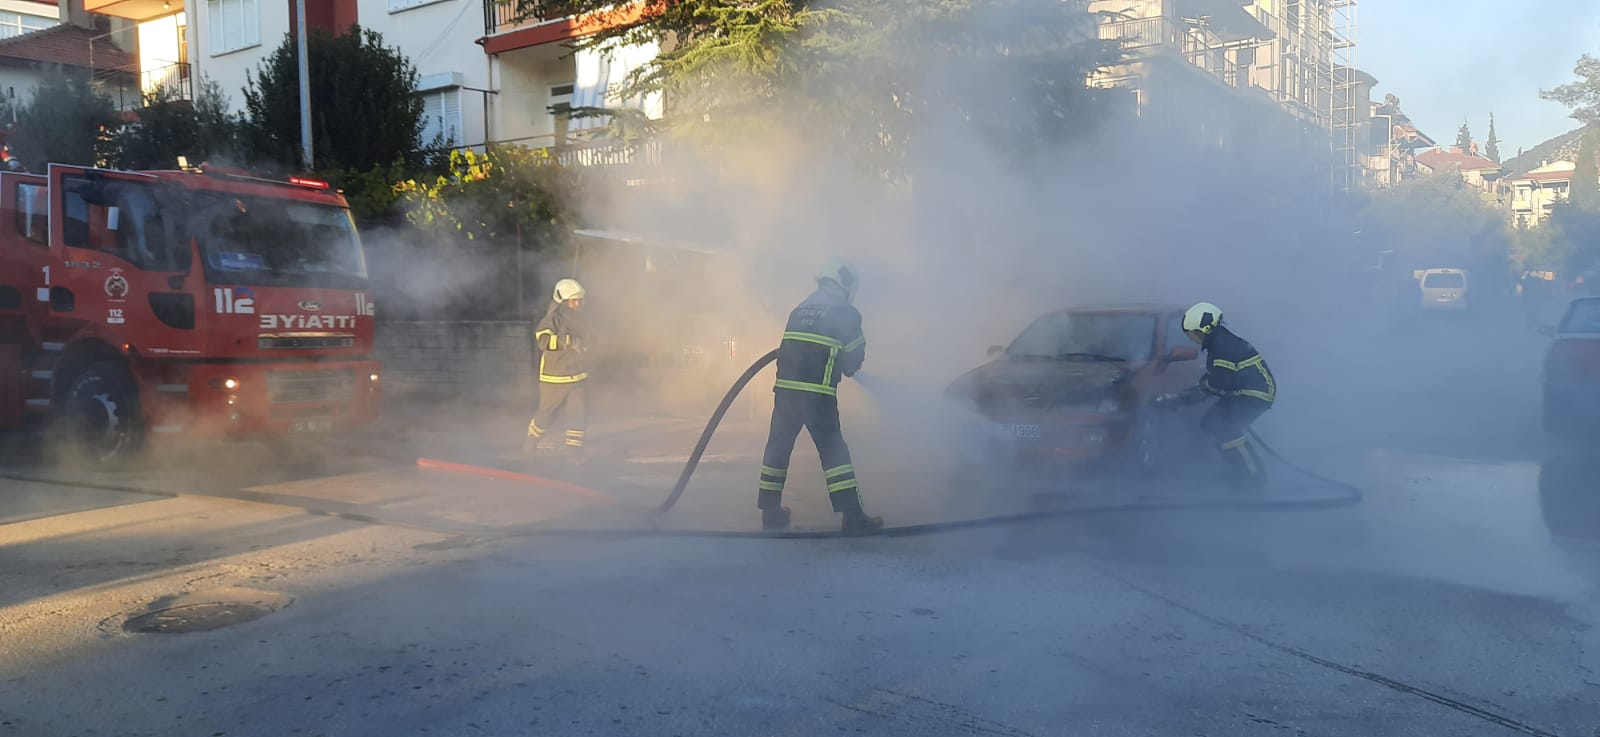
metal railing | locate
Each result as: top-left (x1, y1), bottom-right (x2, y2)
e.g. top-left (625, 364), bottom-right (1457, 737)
top-left (141, 62), bottom-right (192, 101)
top-left (1099, 16), bottom-right (1239, 88)
top-left (484, 0), bottom-right (579, 35)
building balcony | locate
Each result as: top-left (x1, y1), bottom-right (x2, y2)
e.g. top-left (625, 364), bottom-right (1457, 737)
top-left (480, 0), bottom-right (654, 54)
top-left (141, 61), bottom-right (191, 101)
top-left (83, 0), bottom-right (181, 22)
top-left (1099, 16), bottom-right (1242, 89)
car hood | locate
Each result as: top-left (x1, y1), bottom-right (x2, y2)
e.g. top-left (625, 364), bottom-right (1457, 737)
top-left (946, 357), bottom-right (1139, 412)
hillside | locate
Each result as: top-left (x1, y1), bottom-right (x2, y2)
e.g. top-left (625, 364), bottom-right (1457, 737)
top-left (1502, 126), bottom-right (1586, 174)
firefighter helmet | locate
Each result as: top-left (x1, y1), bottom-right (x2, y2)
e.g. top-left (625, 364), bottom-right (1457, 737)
top-left (553, 278), bottom-right (585, 303)
top-left (817, 259), bottom-right (859, 303)
top-left (1182, 302), bottom-right (1223, 344)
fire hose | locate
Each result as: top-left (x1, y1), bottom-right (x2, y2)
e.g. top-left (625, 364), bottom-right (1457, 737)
top-left (2, 350), bottom-right (1365, 542)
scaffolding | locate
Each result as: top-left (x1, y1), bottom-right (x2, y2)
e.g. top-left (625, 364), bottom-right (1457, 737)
top-left (1329, 0), bottom-right (1359, 193)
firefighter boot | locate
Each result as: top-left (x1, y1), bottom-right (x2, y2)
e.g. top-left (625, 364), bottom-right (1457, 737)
top-left (521, 436), bottom-right (539, 459)
top-left (762, 506), bottom-right (792, 531)
top-left (840, 507), bottom-right (884, 535)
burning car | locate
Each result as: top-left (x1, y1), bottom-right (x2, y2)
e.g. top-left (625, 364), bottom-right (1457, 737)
top-left (944, 304), bottom-right (1210, 475)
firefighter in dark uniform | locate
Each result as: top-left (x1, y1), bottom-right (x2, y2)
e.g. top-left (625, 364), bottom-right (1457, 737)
top-left (524, 278), bottom-right (589, 463)
top-left (1154, 302), bottom-right (1276, 488)
top-left (758, 259), bottom-right (884, 533)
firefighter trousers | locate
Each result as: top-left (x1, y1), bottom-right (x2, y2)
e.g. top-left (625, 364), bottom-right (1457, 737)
top-left (1199, 397), bottom-right (1270, 486)
top-left (758, 390), bottom-right (863, 514)
top-left (527, 380), bottom-right (588, 450)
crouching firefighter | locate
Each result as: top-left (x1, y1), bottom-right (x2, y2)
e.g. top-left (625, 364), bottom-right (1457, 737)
top-left (524, 278), bottom-right (589, 463)
top-left (1153, 302), bottom-right (1276, 489)
top-left (758, 259), bottom-right (885, 534)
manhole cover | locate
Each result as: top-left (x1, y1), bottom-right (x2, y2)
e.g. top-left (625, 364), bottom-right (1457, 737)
top-left (123, 601), bottom-right (275, 634)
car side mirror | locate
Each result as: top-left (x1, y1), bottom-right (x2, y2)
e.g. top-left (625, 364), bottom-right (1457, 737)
top-left (1167, 346), bottom-right (1199, 362)
top-left (988, 345), bottom-right (1004, 358)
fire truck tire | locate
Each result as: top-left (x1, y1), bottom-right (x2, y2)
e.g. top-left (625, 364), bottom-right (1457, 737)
top-left (56, 361), bottom-right (145, 466)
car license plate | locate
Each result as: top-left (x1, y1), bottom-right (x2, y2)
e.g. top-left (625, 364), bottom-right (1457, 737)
top-left (291, 419), bottom-right (333, 433)
top-left (1001, 423), bottom-right (1041, 439)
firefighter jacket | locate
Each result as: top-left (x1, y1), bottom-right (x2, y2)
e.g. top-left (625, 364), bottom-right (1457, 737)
top-left (774, 283), bottom-right (865, 397)
top-left (534, 302), bottom-right (588, 384)
top-left (1199, 327), bottom-right (1275, 404)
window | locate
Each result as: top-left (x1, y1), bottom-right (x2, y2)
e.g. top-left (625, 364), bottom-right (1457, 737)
top-left (208, 0), bottom-right (259, 55)
top-left (61, 176), bottom-right (185, 272)
top-left (1005, 312), bottom-right (1158, 362)
top-left (1559, 299), bottom-right (1600, 334)
top-left (1422, 272), bottom-right (1466, 289)
top-left (0, 12), bottom-right (55, 40)
top-left (550, 84), bottom-right (574, 144)
top-left (419, 88), bottom-right (462, 148)
top-left (193, 192), bottom-right (366, 287)
top-left (14, 182), bottom-right (46, 245)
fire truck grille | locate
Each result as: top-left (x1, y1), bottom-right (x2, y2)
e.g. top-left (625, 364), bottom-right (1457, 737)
top-left (267, 369), bottom-right (357, 405)
top-left (259, 335), bottom-right (356, 350)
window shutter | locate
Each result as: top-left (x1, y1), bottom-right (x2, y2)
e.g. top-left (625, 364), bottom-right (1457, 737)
top-left (420, 91), bottom-right (444, 146)
top-left (442, 89), bottom-right (462, 146)
top-left (241, 0), bottom-right (258, 47)
top-left (207, 0), bottom-right (223, 50)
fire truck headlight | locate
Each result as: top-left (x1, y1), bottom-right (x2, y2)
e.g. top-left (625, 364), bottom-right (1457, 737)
top-left (369, 373), bottom-right (380, 383)
top-left (223, 378), bottom-right (239, 390)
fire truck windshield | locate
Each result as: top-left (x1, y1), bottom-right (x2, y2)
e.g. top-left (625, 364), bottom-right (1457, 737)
top-left (192, 192), bottom-right (368, 288)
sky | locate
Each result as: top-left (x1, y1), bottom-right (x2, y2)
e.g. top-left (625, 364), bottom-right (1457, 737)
top-left (1360, 0), bottom-right (1600, 161)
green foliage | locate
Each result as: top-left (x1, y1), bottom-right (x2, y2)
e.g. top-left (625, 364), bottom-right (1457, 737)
top-left (10, 68), bottom-right (121, 169)
top-left (241, 26), bottom-right (427, 173)
top-left (1541, 53), bottom-right (1600, 126)
top-left (1456, 121), bottom-right (1473, 152)
top-left (1572, 126), bottom-right (1600, 210)
top-left (1485, 113), bottom-right (1501, 164)
top-left (324, 162), bottom-right (410, 225)
top-left (514, 0), bottom-right (1126, 180)
top-left (1362, 172), bottom-right (1511, 274)
top-left (394, 146), bottom-right (582, 248)
top-left (114, 75), bottom-right (240, 170)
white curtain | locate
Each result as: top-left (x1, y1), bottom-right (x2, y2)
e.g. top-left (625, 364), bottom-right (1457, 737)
top-left (571, 39), bottom-right (664, 132)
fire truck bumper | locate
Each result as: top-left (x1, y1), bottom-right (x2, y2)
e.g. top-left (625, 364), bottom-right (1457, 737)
top-left (142, 360), bottom-right (383, 440)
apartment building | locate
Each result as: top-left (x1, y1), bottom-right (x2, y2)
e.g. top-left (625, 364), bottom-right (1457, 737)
top-left (1089, 0), bottom-right (1366, 189)
top-left (1506, 161), bottom-right (1576, 229)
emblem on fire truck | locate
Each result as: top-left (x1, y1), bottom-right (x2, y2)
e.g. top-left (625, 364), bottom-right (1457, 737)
top-left (298, 300), bottom-right (322, 311)
top-left (103, 269), bottom-right (129, 302)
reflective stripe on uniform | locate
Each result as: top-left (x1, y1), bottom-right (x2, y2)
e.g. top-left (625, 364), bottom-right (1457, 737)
top-left (539, 353), bottom-right (587, 383)
top-left (1220, 435), bottom-right (1261, 475)
top-left (528, 419), bottom-right (544, 438)
top-left (782, 331), bottom-right (843, 348)
top-left (825, 464), bottom-right (857, 494)
top-left (774, 378), bottom-right (836, 396)
top-left (565, 429), bottom-right (584, 447)
top-left (761, 465), bottom-right (788, 479)
top-left (759, 465), bottom-right (788, 493)
top-left (1209, 353), bottom-right (1275, 403)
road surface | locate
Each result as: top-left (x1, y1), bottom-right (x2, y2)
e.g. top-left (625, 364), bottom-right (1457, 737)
top-left (2, 313), bottom-right (1598, 737)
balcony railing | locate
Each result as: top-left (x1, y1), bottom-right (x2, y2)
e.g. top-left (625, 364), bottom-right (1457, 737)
top-left (1099, 16), bottom-right (1240, 89)
top-left (141, 62), bottom-right (192, 101)
top-left (484, 0), bottom-right (579, 35)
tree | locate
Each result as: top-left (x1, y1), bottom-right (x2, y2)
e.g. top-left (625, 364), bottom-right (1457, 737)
top-left (9, 68), bottom-right (121, 169)
top-left (1573, 126), bottom-right (1600, 210)
top-left (508, 0), bottom-right (1126, 180)
top-left (114, 75), bottom-right (239, 170)
top-left (241, 26), bottom-right (427, 174)
top-left (1362, 171), bottom-right (1511, 275)
top-left (394, 146), bottom-right (581, 244)
top-left (1485, 112), bottom-right (1501, 163)
top-left (1456, 120), bottom-right (1473, 152)
top-left (1541, 53), bottom-right (1600, 126)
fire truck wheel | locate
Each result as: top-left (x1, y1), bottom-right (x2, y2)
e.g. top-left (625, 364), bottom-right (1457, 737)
top-left (57, 361), bottom-right (145, 466)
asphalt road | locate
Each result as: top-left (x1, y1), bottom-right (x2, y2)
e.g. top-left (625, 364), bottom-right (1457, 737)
top-left (2, 310), bottom-right (1598, 737)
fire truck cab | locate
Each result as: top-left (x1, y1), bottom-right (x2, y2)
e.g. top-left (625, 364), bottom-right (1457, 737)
top-left (0, 163), bottom-right (381, 463)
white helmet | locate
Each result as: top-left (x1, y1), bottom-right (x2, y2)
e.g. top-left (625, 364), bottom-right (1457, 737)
top-left (817, 258), bottom-right (860, 303)
top-left (1182, 302), bottom-right (1222, 344)
top-left (553, 278), bottom-right (585, 302)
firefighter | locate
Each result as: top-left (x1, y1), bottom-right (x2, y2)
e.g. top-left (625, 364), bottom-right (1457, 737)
top-left (757, 259), bottom-right (884, 533)
top-left (1153, 302), bottom-right (1276, 488)
top-left (524, 278), bottom-right (589, 463)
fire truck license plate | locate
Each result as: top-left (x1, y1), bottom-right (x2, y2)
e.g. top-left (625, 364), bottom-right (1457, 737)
top-left (292, 420), bottom-right (333, 433)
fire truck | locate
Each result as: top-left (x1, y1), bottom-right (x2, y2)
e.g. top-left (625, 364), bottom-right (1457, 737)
top-left (0, 162), bottom-right (382, 464)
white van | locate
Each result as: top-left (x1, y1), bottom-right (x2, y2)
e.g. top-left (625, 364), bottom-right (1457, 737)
top-left (1416, 268), bottom-right (1471, 312)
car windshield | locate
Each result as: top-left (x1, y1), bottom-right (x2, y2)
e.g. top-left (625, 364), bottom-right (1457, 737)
top-left (1559, 299), bottom-right (1600, 334)
top-left (1006, 312), bottom-right (1157, 361)
top-left (192, 192), bottom-right (367, 288)
top-left (1423, 272), bottom-right (1465, 289)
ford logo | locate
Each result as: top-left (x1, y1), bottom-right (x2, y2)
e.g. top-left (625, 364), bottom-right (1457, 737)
top-left (298, 300), bottom-right (322, 311)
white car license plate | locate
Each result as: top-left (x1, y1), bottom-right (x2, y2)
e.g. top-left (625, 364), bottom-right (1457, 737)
top-left (291, 419), bottom-right (333, 433)
top-left (1001, 423), bottom-right (1041, 439)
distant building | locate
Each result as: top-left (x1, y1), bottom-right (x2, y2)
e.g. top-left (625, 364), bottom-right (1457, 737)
top-left (1414, 147), bottom-right (1504, 197)
top-left (1505, 161), bottom-right (1576, 228)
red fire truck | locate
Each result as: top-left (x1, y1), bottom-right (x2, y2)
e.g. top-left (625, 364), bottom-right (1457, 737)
top-left (0, 163), bottom-right (382, 464)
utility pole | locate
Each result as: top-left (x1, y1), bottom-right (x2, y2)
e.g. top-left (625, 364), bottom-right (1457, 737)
top-left (296, 0), bottom-right (313, 171)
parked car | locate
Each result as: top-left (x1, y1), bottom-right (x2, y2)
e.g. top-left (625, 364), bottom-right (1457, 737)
top-left (1541, 296), bottom-right (1600, 438)
top-left (943, 304), bottom-right (1211, 475)
top-left (1416, 268), bottom-right (1471, 313)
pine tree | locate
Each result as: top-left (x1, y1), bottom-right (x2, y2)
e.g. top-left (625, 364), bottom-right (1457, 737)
top-left (1456, 120), bottom-right (1473, 152)
top-left (1573, 126), bottom-right (1599, 210)
top-left (1485, 113), bottom-right (1501, 163)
